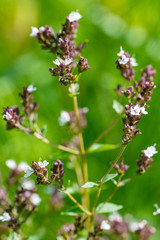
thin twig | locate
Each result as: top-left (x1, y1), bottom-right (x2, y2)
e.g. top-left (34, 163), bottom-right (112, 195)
top-left (17, 124), bottom-right (80, 155)
top-left (86, 115), bottom-right (120, 152)
top-left (63, 190), bottom-right (91, 216)
top-left (91, 145), bottom-right (127, 218)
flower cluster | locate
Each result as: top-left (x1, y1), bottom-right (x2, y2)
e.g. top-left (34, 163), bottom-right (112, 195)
top-left (24, 159), bottom-right (65, 188)
top-left (2, 106), bottom-right (23, 130)
top-left (57, 216), bottom-right (86, 239)
top-left (122, 65), bottom-right (156, 105)
top-left (19, 84), bottom-right (39, 123)
top-left (116, 47), bottom-right (156, 143)
top-left (31, 160), bottom-right (50, 185)
top-left (116, 46), bottom-right (138, 81)
top-left (136, 144), bottom-right (158, 174)
top-left (122, 103), bottom-right (148, 143)
top-left (0, 163), bottom-right (40, 233)
top-left (89, 212), bottom-right (155, 240)
top-left (30, 26), bottom-right (55, 50)
top-left (114, 159), bottom-right (129, 176)
top-left (50, 160), bottom-right (65, 188)
top-left (30, 11), bottom-right (90, 85)
top-left (2, 85), bottom-right (38, 132)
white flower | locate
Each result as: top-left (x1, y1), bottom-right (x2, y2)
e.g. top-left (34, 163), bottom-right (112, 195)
top-left (138, 220), bottom-right (147, 229)
top-left (30, 26), bottom-right (39, 37)
top-left (39, 26), bottom-right (45, 32)
top-left (140, 106), bottom-right (148, 115)
top-left (53, 58), bottom-right (72, 66)
top-left (153, 204), bottom-right (160, 215)
top-left (18, 162), bottom-right (28, 171)
top-left (100, 220), bottom-right (111, 230)
top-left (22, 180), bottom-right (35, 190)
top-left (119, 56), bottom-right (130, 65)
top-left (68, 11), bottom-right (82, 22)
top-left (24, 165), bottom-right (34, 178)
top-left (117, 46), bottom-right (124, 57)
top-left (113, 100), bottom-right (124, 114)
top-left (30, 193), bottom-right (41, 205)
top-left (6, 159), bottom-right (16, 170)
top-left (144, 144), bottom-right (158, 158)
top-left (117, 46), bottom-right (129, 65)
top-left (3, 112), bottom-right (12, 121)
top-left (108, 212), bottom-right (122, 222)
top-left (30, 26), bottom-right (45, 37)
top-left (27, 84), bottom-right (37, 93)
top-left (58, 111), bottom-right (70, 126)
top-left (0, 212), bottom-right (11, 222)
top-left (68, 83), bottom-right (79, 94)
top-left (53, 59), bottom-right (61, 66)
top-left (129, 222), bottom-right (139, 232)
top-left (130, 105), bottom-right (148, 116)
top-left (130, 57), bottom-right (138, 67)
top-left (37, 160), bottom-right (49, 168)
top-left (64, 58), bottom-right (72, 66)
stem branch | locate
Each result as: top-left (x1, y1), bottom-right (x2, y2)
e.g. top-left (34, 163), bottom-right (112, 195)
top-left (91, 145), bottom-right (126, 219)
top-left (17, 124), bottom-right (80, 155)
top-left (63, 190), bottom-right (91, 216)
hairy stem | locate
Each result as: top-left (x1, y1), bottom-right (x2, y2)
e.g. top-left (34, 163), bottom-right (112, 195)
top-left (86, 115), bottom-right (120, 152)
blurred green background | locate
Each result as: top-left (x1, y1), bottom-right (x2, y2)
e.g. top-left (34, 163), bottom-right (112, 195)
top-left (0, 0), bottom-right (160, 239)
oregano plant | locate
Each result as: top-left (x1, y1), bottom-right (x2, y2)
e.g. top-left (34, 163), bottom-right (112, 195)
top-left (1, 11), bottom-right (158, 240)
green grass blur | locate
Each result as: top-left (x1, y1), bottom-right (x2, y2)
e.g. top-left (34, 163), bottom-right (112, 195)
top-left (0, 0), bottom-right (160, 239)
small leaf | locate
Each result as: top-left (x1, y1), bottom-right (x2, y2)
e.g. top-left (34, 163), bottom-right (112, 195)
top-left (81, 181), bottom-right (98, 188)
top-left (61, 207), bottom-right (84, 216)
top-left (113, 100), bottom-right (124, 114)
top-left (68, 92), bottom-right (80, 98)
top-left (96, 202), bottom-right (123, 214)
top-left (87, 144), bottom-right (119, 154)
top-left (41, 125), bottom-right (47, 137)
top-left (102, 174), bottom-right (118, 184)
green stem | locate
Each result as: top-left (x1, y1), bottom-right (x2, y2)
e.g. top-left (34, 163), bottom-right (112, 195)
top-left (70, 83), bottom-right (90, 228)
top-left (70, 156), bottom-right (84, 186)
top-left (63, 190), bottom-right (91, 216)
top-left (91, 145), bottom-right (127, 226)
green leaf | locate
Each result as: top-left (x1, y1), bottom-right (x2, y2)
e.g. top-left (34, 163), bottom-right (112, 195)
top-left (96, 202), bottom-right (123, 214)
top-left (87, 143), bottom-right (119, 154)
top-left (81, 181), bottom-right (98, 188)
top-left (61, 207), bottom-right (84, 216)
top-left (102, 174), bottom-right (118, 184)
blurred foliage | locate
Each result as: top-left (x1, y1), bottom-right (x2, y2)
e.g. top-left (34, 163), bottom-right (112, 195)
top-left (0, 0), bottom-right (160, 239)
